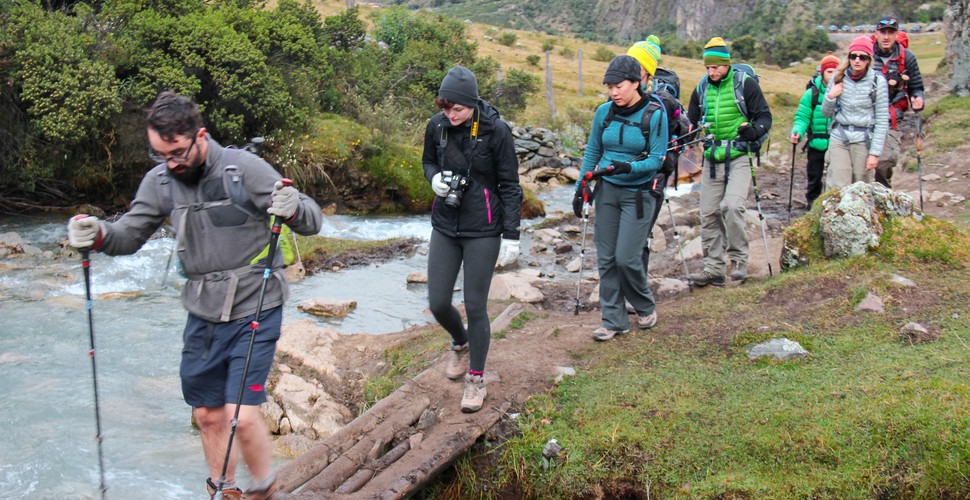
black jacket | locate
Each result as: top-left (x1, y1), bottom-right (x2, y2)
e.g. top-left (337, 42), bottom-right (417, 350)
top-left (873, 42), bottom-right (924, 106)
top-left (421, 101), bottom-right (522, 240)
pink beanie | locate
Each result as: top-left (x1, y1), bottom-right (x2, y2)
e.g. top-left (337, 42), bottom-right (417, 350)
top-left (848, 36), bottom-right (873, 56)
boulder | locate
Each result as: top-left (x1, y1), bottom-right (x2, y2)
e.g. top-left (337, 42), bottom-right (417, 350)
top-left (406, 272), bottom-right (428, 284)
top-left (277, 319), bottom-right (341, 378)
top-left (489, 273), bottom-right (545, 303)
top-left (273, 373), bottom-right (352, 440)
top-left (747, 338), bottom-right (809, 361)
top-left (818, 182), bottom-right (916, 258)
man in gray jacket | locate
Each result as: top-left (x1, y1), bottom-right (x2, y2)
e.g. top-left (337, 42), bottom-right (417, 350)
top-left (67, 91), bottom-right (322, 499)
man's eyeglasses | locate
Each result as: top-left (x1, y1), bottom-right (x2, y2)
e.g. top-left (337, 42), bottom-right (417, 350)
top-left (848, 53), bottom-right (871, 62)
top-left (148, 132), bottom-right (198, 164)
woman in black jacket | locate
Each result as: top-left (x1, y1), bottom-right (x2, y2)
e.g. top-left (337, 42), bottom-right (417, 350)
top-left (421, 66), bottom-right (523, 413)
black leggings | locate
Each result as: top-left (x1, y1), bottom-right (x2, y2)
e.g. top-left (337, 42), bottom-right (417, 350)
top-left (427, 230), bottom-right (500, 373)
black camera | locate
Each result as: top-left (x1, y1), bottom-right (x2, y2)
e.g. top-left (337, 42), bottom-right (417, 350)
top-left (442, 172), bottom-right (469, 208)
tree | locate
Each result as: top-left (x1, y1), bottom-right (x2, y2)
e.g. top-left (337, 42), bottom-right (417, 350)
top-left (731, 35), bottom-right (759, 62)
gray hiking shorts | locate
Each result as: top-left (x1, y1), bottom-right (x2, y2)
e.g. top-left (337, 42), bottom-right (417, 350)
top-left (180, 306), bottom-right (282, 407)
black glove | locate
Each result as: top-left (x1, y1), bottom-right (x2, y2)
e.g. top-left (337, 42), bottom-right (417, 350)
top-left (608, 161), bottom-right (632, 176)
top-left (572, 186), bottom-right (586, 218)
top-left (738, 123), bottom-right (763, 142)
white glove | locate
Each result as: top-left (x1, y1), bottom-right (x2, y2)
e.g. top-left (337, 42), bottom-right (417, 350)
top-left (431, 171), bottom-right (452, 197)
top-left (67, 215), bottom-right (101, 249)
top-left (495, 239), bottom-right (519, 268)
top-left (268, 180), bottom-right (300, 219)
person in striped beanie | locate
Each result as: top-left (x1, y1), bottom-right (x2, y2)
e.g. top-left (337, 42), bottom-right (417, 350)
top-left (703, 36), bottom-right (731, 66)
top-left (686, 36), bottom-right (773, 286)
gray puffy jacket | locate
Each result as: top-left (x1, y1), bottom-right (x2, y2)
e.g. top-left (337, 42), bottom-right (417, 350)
top-left (821, 68), bottom-right (889, 157)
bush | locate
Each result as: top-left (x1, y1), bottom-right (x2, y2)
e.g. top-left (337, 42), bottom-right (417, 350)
top-left (559, 46), bottom-right (575, 59)
top-left (591, 46), bottom-right (615, 62)
top-left (498, 32), bottom-right (517, 47)
top-left (526, 54), bottom-right (541, 66)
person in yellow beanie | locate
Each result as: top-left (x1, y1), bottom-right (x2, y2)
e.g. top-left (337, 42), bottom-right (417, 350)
top-left (686, 36), bottom-right (772, 286)
top-left (627, 35), bottom-right (662, 88)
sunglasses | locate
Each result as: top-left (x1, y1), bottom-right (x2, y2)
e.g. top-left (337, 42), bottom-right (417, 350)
top-left (148, 132), bottom-right (198, 164)
top-left (876, 19), bottom-right (898, 30)
top-left (848, 53), bottom-right (871, 61)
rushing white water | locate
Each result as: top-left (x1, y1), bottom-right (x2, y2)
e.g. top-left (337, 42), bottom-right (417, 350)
top-left (0, 184), bottom-right (584, 499)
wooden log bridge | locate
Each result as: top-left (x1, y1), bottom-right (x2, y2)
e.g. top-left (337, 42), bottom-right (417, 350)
top-left (276, 304), bottom-right (529, 498)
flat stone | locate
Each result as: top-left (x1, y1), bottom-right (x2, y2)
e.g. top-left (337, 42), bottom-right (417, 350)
top-left (277, 319), bottom-right (341, 378)
top-left (855, 291), bottom-right (885, 313)
top-left (406, 272), bottom-right (428, 284)
top-left (298, 298), bottom-right (357, 317)
top-left (747, 338), bottom-right (809, 361)
top-left (889, 274), bottom-right (916, 287)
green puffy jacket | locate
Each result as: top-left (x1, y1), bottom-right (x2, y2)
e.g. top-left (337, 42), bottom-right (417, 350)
top-left (791, 75), bottom-right (831, 152)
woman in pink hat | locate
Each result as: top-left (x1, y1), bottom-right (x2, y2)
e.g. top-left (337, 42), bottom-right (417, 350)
top-left (820, 35), bottom-right (889, 191)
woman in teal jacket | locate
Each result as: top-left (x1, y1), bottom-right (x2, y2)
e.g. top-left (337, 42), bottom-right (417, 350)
top-left (790, 53), bottom-right (839, 208)
top-left (575, 55), bottom-right (668, 341)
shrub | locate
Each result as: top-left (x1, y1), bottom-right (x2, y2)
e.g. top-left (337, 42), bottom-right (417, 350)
top-left (591, 46), bottom-right (615, 62)
top-left (526, 54), bottom-right (540, 66)
top-left (498, 32), bottom-right (517, 47)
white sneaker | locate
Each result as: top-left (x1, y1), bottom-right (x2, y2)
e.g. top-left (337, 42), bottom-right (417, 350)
top-left (445, 343), bottom-right (469, 380)
top-left (461, 374), bottom-right (486, 413)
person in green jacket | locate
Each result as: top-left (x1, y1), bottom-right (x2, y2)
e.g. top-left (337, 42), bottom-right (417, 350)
top-left (790, 53), bottom-right (839, 208)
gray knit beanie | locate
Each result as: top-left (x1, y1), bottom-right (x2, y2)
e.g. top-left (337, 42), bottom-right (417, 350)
top-left (438, 66), bottom-right (479, 107)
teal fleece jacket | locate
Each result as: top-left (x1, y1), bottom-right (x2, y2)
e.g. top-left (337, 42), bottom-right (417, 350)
top-left (579, 94), bottom-right (668, 189)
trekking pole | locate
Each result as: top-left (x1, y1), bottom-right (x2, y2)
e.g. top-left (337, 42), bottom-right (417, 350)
top-left (915, 111), bottom-right (923, 211)
top-left (746, 153), bottom-right (773, 277)
top-left (787, 142), bottom-right (796, 221)
top-left (574, 179), bottom-right (591, 315)
top-left (80, 248), bottom-right (108, 500)
top-left (214, 178), bottom-right (291, 498)
top-left (665, 199), bottom-right (693, 293)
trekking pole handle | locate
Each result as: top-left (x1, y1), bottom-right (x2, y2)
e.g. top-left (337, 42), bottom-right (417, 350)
top-left (272, 178), bottom-right (294, 229)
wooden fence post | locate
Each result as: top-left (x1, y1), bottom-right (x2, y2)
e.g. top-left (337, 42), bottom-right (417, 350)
top-left (578, 48), bottom-right (584, 96)
top-left (545, 50), bottom-right (556, 117)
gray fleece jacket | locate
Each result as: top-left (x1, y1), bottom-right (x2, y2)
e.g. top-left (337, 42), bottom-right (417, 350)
top-left (97, 136), bottom-right (322, 322)
top-left (821, 67), bottom-right (890, 157)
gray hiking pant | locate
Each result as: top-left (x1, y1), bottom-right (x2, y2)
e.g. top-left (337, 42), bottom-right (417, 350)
top-left (699, 160), bottom-right (751, 275)
top-left (427, 230), bottom-right (500, 373)
top-left (826, 140), bottom-right (874, 191)
top-left (593, 181), bottom-right (657, 331)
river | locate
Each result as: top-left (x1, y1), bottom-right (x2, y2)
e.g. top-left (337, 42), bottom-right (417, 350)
top-left (0, 186), bottom-right (577, 499)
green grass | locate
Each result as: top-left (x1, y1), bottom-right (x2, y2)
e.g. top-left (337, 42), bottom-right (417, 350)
top-left (921, 95), bottom-right (970, 157)
top-left (481, 220), bottom-right (970, 498)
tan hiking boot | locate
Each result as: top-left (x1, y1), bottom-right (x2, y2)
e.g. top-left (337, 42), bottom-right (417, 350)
top-left (591, 326), bottom-right (628, 341)
top-left (637, 311), bottom-right (657, 330)
top-left (460, 373), bottom-right (487, 413)
top-left (730, 262), bottom-right (749, 281)
top-left (688, 270), bottom-right (725, 287)
top-left (445, 343), bottom-right (469, 380)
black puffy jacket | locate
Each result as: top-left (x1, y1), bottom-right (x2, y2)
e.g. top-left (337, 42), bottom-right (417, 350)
top-left (421, 101), bottom-right (522, 240)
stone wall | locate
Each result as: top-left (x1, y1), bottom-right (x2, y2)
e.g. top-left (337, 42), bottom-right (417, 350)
top-left (512, 125), bottom-right (583, 187)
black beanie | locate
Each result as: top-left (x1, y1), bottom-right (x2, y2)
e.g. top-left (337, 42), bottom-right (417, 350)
top-left (438, 66), bottom-right (479, 107)
top-left (602, 55), bottom-right (642, 85)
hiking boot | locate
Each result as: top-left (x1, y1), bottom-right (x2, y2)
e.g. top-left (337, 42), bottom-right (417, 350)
top-left (445, 342), bottom-right (469, 380)
top-left (688, 270), bottom-right (725, 287)
top-left (730, 262), bottom-right (749, 281)
top-left (637, 311), bottom-right (657, 330)
top-left (461, 373), bottom-right (487, 413)
top-left (207, 478), bottom-right (243, 500)
top-left (244, 477), bottom-right (279, 500)
top-left (591, 326), bottom-right (629, 341)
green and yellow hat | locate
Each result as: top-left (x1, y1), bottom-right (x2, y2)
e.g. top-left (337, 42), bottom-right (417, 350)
top-left (627, 35), bottom-right (662, 76)
top-left (703, 37), bottom-right (731, 66)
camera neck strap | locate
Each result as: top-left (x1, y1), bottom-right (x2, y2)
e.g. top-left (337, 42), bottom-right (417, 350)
top-left (438, 106), bottom-right (481, 175)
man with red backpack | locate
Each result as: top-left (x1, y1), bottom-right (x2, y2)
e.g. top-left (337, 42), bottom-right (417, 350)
top-left (871, 15), bottom-right (925, 188)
